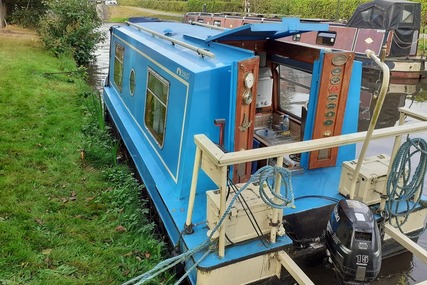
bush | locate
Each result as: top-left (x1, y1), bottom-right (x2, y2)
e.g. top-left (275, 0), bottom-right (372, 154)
top-left (120, 0), bottom-right (242, 13)
top-left (119, 0), bottom-right (427, 26)
top-left (9, 7), bottom-right (45, 28)
top-left (38, 0), bottom-right (104, 65)
top-left (4, 0), bottom-right (47, 28)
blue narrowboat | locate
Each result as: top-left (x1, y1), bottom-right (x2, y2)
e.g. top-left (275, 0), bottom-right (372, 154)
top-left (103, 17), bottom-right (427, 285)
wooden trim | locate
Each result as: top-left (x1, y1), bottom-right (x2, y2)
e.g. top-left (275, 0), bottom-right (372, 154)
top-left (267, 40), bottom-right (322, 64)
top-left (308, 51), bottom-right (354, 169)
top-left (233, 57), bottom-right (260, 183)
top-left (384, 224), bottom-right (427, 264)
top-left (277, 251), bottom-right (315, 285)
top-left (219, 40), bottom-right (268, 52)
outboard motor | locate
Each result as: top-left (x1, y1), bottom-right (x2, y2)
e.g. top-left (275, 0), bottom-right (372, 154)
top-left (325, 200), bottom-right (381, 284)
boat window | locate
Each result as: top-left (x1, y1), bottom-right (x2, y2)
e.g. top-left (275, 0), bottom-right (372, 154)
top-left (401, 5), bottom-right (414, 24)
top-left (144, 68), bottom-right (169, 147)
top-left (278, 65), bottom-right (311, 119)
top-left (360, 9), bottom-right (371, 22)
top-left (316, 31), bottom-right (336, 46)
top-left (114, 43), bottom-right (124, 92)
top-left (360, 7), bottom-right (382, 23)
top-left (213, 20), bottom-right (221, 26)
top-left (129, 69), bottom-right (135, 96)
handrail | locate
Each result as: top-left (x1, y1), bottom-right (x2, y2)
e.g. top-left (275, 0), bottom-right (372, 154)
top-left (348, 49), bottom-right (390, 199)
top-left (125, 21), bottom-right (215, 58)
top-left (195, 121), bottom-right (427, 167)
top-left (400, 106), bottom-right (427, 121)
top-left (188, 20), bottom-right (226, 31)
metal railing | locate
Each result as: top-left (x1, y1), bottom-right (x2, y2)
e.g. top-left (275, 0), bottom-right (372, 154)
top-left (125, 21), bottom-right (215, 58)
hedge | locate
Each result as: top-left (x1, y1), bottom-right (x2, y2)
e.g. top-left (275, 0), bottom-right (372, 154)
top-left (118, 0), bottom-right (427, 26)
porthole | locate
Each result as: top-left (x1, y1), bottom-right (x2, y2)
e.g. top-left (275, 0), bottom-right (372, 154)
top-left (129, 69), bottom-right (136, 96)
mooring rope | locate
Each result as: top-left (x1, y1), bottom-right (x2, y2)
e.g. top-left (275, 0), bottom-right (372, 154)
top-left (392, 32), bottom-right (421, 50)
top-left (122, 165), bottom-right (294, 284)
top-left (254, 165), bottom-right (295, 209)
top-left (386, 137), bottom-right (427, 238)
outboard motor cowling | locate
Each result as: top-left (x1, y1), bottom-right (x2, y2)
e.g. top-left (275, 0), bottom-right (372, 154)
top-left (325, 200), bottom-right (381, 284)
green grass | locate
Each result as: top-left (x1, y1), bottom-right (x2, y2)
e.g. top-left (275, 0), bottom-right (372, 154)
top-left (105, 5), bottom-right (183, 23)
top-left (418, 41), bottom-right (427, 57)
top-left (0, 29), bottom-right (172, 284)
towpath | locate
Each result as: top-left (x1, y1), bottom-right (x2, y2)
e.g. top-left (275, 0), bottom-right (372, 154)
top-left (97, 4), bottom-right (183, 21)
top-left (121, 6), bottom-right (183, 18)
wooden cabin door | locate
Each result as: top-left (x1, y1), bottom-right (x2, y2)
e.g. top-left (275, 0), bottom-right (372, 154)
top-left (233, 57), bottom-right (260, 183)
top-left (308, 51), bottom-right (354, 169)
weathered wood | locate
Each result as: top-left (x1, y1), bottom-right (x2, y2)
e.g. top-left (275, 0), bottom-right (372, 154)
top-left (185, 146), bottom-right (202, 228)
top-left (201, 151), bottom-right (222, 187)
top-left (268, 40), bottom-right (322, 64)
top-left (218, 165), bottom-right (228, 258)
top-left (277, 251), bottom-right (315, 285)
top-left (384, 224), bottom-right (427, 264)
top-left (400, 107), bottom-right (427, 121)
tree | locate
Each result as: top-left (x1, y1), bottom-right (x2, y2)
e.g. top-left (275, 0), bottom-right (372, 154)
top-left (38, 0), bottom-right (104, 65)
top-left (0, 0), bottom-right (5, 28)
top-left (0, 0), bottom-right (46, 28)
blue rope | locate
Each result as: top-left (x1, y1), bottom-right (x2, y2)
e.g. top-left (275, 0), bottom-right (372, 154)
top-left (122, 240), bottom-right (212, 285)
top-left (122, 165), bottom-right (294, 284)
top-left (173, 246), bottom-right (214, 285)
top-left (255, 165), bottom-right (294, 209)
top-left (386, 137), bottom-right (427, 238)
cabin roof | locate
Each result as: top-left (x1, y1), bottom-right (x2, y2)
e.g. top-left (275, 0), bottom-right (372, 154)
top-left (114, 18), bottom-right (330, 74)
top-left (115, 22), bottom-right (255, 73)
top-left (206, 18), bottom-right (329, 42)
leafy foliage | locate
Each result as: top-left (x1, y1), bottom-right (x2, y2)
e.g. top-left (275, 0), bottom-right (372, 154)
top-left (38, 0), bottom-right (104, 65)
top-left (186, 0), bottom-right (242, 13)
top-left (3, 0), bottom-right (46, 28)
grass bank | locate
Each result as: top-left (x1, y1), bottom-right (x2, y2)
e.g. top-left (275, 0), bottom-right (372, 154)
top-left (0, 27), bottom-right (171, 284)
top-left (103, 5), bottom-right (183, 23)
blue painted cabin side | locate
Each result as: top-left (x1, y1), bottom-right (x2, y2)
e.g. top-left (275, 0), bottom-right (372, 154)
top-left (104, 22), bottom-right (257, 201)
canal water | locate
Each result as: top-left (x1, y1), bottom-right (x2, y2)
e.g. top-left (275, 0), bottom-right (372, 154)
top-left (89, 23), bottom-right (427, 284)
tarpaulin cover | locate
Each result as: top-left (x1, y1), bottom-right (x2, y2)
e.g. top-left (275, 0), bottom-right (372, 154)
top-left (346, 0), bottom-right (420, 30)
top-left (347, 0), bottom-right (420, 57)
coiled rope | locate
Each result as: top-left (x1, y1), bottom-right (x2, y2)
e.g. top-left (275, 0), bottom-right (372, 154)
top-left (385, 137), bottom-right (427, 238)
top-left (122, 165), bottom-right (294, 284)
top-left (255, 165), bottom-right (294, 208)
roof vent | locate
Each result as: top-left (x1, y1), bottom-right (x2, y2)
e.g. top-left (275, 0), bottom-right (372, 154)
top-left (163, 29), bottom-right (173, 36)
